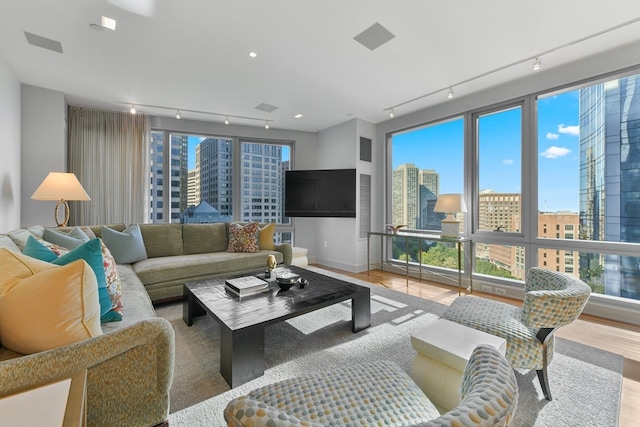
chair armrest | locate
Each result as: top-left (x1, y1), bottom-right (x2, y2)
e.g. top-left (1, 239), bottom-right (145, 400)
top-left (275, 243), bottom-right (293, 265)
top-left (0, 318), bottom-right (174, 427)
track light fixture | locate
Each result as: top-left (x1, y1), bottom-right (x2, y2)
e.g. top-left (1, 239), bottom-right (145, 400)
top-left (380, 18), bottom-right (639, 117)
top-left (117, 102), bottom-right (273, 128)
top-left (389, 108), bottom-right (395, 118)
top-left (533, 57), bottom-right (541, 71)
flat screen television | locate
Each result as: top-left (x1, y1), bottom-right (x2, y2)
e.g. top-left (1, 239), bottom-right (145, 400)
top-left (285, 169), bottom-right (356, 218)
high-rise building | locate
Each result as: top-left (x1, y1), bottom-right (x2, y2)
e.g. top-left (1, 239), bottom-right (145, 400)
top-left (478, 190), bottom-right (521, 232)
top-left (149, 132), bottom-right (188, 223)
top-left (579, 74), bottom-right (640, 299)
top-left (197, 137), bottom-right (233, 218)
top-left (538, 212), bottom-right (580, 277)
top-left (477, 190), bottom-right (521, 272)
top-left (187, 168), bottom-right (199, 207)
top-left (240, 142), bottom-right (285, 223)
top-left (419, 169), bottom-right (441, 229)
top-left (392, 164), bottom-right (419, 228)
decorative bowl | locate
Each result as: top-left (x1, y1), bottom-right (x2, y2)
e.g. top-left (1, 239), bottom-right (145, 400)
top-left (275, 270), bottom-right (300, 291)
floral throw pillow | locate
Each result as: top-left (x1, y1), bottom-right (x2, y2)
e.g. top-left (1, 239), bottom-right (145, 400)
top-left (29, 236), bottom-right (123, 318)
top-left (227, 222), bottom-right (260, 253)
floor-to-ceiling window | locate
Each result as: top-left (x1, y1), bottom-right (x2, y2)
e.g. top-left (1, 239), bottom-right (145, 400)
top-left (386, 69), bottom-right (640, 303)
top-left (536, 73), bottom-right (640, 299)
top-left (388, 117), bottom-right (464, 270)
top-left (150, 131), bottom-right (293, 244)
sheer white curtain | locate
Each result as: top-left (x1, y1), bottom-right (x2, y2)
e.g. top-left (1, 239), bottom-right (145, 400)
top-left (68, 107), bottom-right (150, 226)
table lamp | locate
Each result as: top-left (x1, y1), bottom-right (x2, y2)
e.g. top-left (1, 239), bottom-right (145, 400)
top-left (434, 193), bottom-right (467, 238)
top-left (31, 172), bottom-right (91, 227)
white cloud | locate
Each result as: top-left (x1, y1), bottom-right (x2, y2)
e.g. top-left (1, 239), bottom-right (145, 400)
top-left (502, 159), bottom-right (513, 165)
top-left (546, 132), bottom-right (559, 140)
top-left (541, 146), bottom-right (571, 159)
top-left (558, 124), bottom-right (579, 137)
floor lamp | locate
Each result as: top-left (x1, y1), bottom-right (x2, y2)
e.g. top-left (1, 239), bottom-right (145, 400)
top-left (31, 172), bottom-right (91, 227)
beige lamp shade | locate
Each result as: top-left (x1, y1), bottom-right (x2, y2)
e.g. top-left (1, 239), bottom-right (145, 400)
top-left (434, 193), bottom-right (467, 214)
top-left (31, 172), bottom-right (90, 226)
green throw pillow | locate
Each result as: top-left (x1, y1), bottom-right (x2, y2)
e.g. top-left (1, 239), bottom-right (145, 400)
top-left (23, 236), bottom-right (121, 322)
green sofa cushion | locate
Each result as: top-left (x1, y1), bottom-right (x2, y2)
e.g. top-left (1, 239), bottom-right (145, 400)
top-left (182, 223), bottom-right (228, 254)
top-left (139, 224), bottom-right (183, 258)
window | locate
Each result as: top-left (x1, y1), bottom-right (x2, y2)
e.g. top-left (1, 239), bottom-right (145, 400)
top-left (475, 106), bottom-right (522, 233)
top-left (389, 117), bottom-right (464, 270)
top-left (385, 70), bottom-right (639, 303)
top-left (150, 131), bottom-right (294, 244)
top-left (537, 73), bottom-right (640, 299)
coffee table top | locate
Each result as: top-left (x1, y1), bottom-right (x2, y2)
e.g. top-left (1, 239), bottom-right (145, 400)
top-left (184, 266), bottom-right (370, 331)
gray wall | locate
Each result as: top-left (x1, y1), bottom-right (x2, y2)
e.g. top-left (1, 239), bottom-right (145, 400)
top-left (0, 53), bottom-right (21, 232)
top-left (20, 85), bottom-right (67, 228)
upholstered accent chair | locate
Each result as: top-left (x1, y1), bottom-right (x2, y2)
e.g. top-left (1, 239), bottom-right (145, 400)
top-left (224, 344), bottom-right (518, 427)
top-left (441, 267), bottom-right (591, 401)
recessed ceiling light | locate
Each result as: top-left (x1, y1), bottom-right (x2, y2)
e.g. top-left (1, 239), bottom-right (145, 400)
top-left (248, 51), bottom-right (257, 58)
top-left (101, 16), bottom-right (117, 31)
top-left (294, 114), bottom-right (304, 119)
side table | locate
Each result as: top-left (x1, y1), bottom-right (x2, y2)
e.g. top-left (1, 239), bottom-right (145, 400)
top-left (410, 319), bottom-right (506, 412)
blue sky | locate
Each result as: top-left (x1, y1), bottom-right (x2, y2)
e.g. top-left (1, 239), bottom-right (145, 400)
top-left (392, 90), bottom-right (580, 213)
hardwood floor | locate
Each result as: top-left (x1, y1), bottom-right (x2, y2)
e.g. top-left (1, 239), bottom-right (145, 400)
top-left (316, 265), bottom-right (640, 427)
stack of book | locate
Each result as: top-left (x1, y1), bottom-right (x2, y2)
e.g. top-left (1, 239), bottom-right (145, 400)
top-left (224, 276), bottom-right (270, 298)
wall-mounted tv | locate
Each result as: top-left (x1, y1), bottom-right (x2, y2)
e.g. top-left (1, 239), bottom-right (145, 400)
top-left (285, 169), bottom-right (356, 218)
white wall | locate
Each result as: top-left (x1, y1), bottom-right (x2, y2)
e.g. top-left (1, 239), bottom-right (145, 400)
top-left (0, 53), bottom-right (21, 232)
top-left (21, 85), bottom-right (67, 227)
top-left (297, 118), bottom-right (377, 272)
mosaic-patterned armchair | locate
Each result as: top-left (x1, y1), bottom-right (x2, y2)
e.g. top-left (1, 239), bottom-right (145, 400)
top-left (224, 344), bottom-right (518, 427)
top-left (441, 267), bottom-right (591, 400)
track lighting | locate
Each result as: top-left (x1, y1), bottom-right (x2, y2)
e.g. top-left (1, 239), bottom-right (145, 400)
top-left (117, 102), bottom-right (272, 127)
top-left (389, 108), bottom-right (395, 118)
top-left (533, 57), bottom-right (541, 71)
top-left (448, 88), bottom-right (454, 99)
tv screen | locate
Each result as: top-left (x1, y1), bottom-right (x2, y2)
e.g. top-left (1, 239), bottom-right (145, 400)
top-left (285, 169), bottom-right (356, 218)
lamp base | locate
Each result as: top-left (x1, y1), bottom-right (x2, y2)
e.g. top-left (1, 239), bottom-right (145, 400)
top-left (440, 217), bottom-right (461, 238)
top-left (55, 200), bottom-right (70, 227)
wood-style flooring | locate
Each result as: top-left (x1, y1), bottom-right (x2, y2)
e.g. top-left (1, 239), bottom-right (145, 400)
top-left (316, 265), bottom-right (640, 427)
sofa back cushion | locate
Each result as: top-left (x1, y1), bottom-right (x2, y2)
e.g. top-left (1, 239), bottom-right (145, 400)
top-left (139, 223), bottom-right (184, 258)
top-left (182, 223), bottom-right (228, 254)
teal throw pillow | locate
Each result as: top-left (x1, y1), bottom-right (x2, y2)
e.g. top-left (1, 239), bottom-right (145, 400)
top-left (23, 236), bottom-right (121, 322)
top-left (101, 224), bottom-right (148, 264)
top-left (43, 227), bottom-right (90, 249)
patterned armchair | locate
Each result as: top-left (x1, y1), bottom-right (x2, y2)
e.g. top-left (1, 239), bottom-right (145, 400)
top-left (441, 267), bottom-right (591, 400)
top-left (224, 344), bottom-right (518, 427)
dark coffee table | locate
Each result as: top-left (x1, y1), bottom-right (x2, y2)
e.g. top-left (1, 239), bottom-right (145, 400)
top-left (183, 266), bottom-right (371, 387)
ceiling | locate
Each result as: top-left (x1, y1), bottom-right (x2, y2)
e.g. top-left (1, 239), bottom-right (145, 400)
top-left (1, 0), bottom-right (639, 133)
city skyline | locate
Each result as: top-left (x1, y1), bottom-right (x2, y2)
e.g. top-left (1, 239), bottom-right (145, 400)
top-left (392, 90), bottom-right (581, 213)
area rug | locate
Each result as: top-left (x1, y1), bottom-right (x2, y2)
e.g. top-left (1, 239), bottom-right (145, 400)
top-left (157, 267), bottom-right (622, 427)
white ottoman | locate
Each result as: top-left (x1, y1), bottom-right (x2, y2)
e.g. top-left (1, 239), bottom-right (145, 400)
top-left (410, 319), bottom-right (507, 412)
top-left (291, 247), bottom-right (308, 267)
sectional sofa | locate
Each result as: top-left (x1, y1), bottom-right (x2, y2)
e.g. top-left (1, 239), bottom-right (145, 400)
top-left (0, 222), bottom-right (292, 427)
